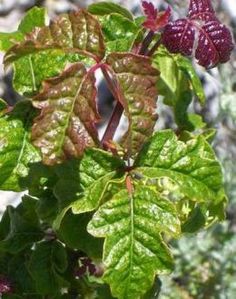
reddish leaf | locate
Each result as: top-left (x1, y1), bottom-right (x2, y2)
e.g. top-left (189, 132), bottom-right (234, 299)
top-left (188, 0), bottom-right (216, 21)
top-left (142, 1), bottom-right (171, 32)
top-left (162, 19), bottom-right (196, 56)
top-left (162, 0), bottom-right (234, 68)
top-left (106, 53), bottom-right (159, 156)
top-left (32, 63), bottom-right (100, 165)
top-left (195, 20), bottom-right (234, 67)
top-left (4, 10), bottom-right (105, 65)
top-left (142, 1), bottom-right (158, 20)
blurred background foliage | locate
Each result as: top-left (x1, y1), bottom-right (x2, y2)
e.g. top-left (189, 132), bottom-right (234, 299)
top-left (0, 0), bottom-right (235, 298)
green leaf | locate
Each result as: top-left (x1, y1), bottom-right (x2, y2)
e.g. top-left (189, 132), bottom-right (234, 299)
top-left (32, 63), bottom-right (100, 165)
top-left (0, 197), bottom-right (43, 253)
top-left (134, 130), bottom-right (226, 220)
top-left (18, 7), bottom-right (46, 34)
top-left (88, 2), bottom-right (133, 20)
top-left (0, 7), bottom-right (46, 52)
top-left (106, 53), bottom-right (159, 157)
top-left (53, 149), bottom-right (124, 230)
top-left (70, 148), bottom-right (125, 215)
top-left (153, 47), bottom-right (205, 131)
top-left (0, 101), bottom-right (41, 191)
top-left (88, 185), bottom-right (179, 299)
top-left (28, 241), bottom-right (68, 295)
top-left (13, 51), bottom-right (82, 96)
top-left (8, 252), bottom-right (36, 294)
top-left (99, 13), bottom-right (141, 53)
top-left (58, 211), bottom-right (103, 259)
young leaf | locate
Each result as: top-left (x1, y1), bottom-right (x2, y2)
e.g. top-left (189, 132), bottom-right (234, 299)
top-left (153, 47), bottom-right (205, 131)
top-left (88, 185), bottom-right (180, 299)
top-left (4, 10), bottom-right (105, 66)
top-left (106, 53), bottom-right (159, 156)
top-left (0, 101), bottom-right (41, 191)
top-left (68, 148), bottom-right (125, 215)
top-left (142, 1), bottom-right (171, 32)
top-left (88, 1), bottom-right (133, 20)
top-left (162, 0), bottom-right (234, 68)
top-left (134, 130), bottom-right (226, 210)
top-left (28, 241), bottom-right (68, 295)
top-left (98, 13), bottom-right (141, 54)
top-left (32, 63), bottom-right (100, 165)
top-left (0, 7), bottom-right (46, 52)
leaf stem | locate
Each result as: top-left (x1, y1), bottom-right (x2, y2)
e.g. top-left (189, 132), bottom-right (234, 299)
top-left (100, 31), bottom-right (158, 147)
top-left (139, 31), bottom-right (155, 55)
top-left (147, 37), bottom-right (162, 56)
top-left (101, 67), bottom-right (124, 146)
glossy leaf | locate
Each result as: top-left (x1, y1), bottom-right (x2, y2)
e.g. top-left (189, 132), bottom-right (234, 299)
top-left (142, 1), bottom-right (171, 32)
top-left (13, 51), bottom-right (82, 96)
top-left (153, 47), bottom-right (205, 131)
top-left (28, 241), bottom-right (68, 295)
top-left (70, 148), bottom-right (125, 214)
top-left (32, 63), bottom-right (100, 165)
top-left (88, 185), bottom-right (180, 299)
top-left (134, 130), bottom-right (226, 210)
top-left (4, 10), bottom-right (105, 65)
top-left (0, 101), bottom-right (41, 191)
top-left (0, 7), bottom-right (46, 52)
top-left (106, 53), bottom-right (159, 156)
top-left (162, 0), bottom-right (234, 68)
top-left (98, 13), bottom-right (141, 54)
top-left (88, 1), bottom-right (133, 20)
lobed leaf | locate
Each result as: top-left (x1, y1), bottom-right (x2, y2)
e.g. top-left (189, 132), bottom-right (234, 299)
top-left (31, 63), bottom-right (100, 165)
top-left (88, 185), bottom-right (180, 299)
top-left (54, 148), bottom-right (125, 229)
top-left (0, 101), bottom-right (41, 191)
top-left (134, 130), bottom-right (226, 208)
top-left (106, 53), bottom-right (159, 156)
top-left (70, 148), bottom-right (125, 214)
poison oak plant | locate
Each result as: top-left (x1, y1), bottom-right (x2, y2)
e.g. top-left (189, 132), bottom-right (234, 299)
top-left (0, 0), bottom-right (234, 298)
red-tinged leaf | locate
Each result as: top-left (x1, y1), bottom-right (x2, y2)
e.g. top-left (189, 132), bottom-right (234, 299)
top-left (4, 10), bottom-right (105, 65)
top-left (106, 53), bottom-right (159, 157)
top-left (142, 1), bottom-right (171, 32)
top-left (32, 63), bottom-right (100, 165)
top-left (188, 0), bottom-right (216, 21)
top-left (142, 1), bottom-right (157, 20)
top-left (196, 20), bottom-right (234, 67)
top-left (162, 19), bottom-right (196, 56)
top-left (162, 0), bottom-right (234, 68)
